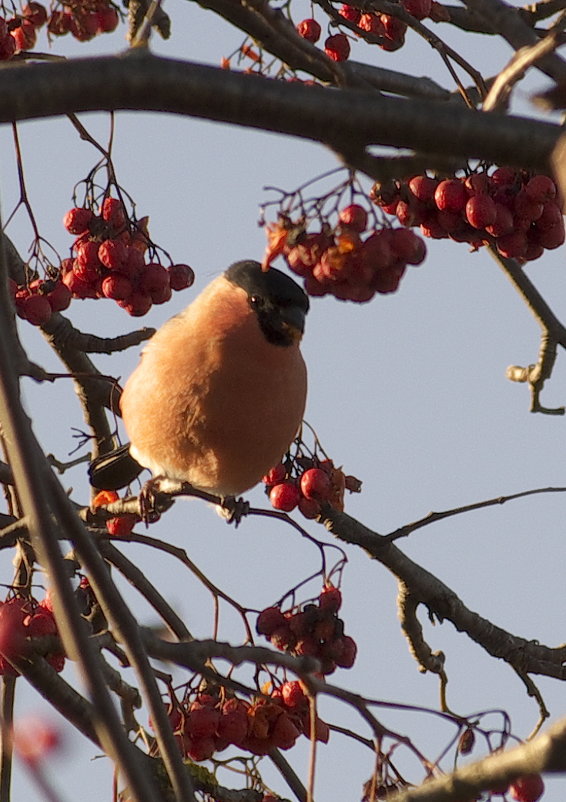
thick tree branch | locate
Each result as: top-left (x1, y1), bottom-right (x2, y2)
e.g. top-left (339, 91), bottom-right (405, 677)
top-left (0, 53), bottom-right (560, 172)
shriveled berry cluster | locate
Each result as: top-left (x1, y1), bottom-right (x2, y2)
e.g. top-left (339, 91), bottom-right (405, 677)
top-left (371, 169), bottom-right (564, 262)
top-left (0, 596), bottom-right (65, 675)
top-left (256, 586), bottom-right (357, 675)
top-left (264, 205), bottom-right (426, 303)
top-left (61, 198), bottom-right (194, 316)
top-left (11, 275), bottom-right (72, 326)
top-left (92, 489), bottom-right (139, 536)
top-left (263, 455), bottom-right (361, 517)
top-left (151, 684), bottom-right (329, 762)
top-left (0, 0), bottom-right (119, 59)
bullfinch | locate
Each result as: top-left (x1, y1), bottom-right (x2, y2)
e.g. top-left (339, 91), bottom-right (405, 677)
top-left (89, 260), bottom-right (309, 499)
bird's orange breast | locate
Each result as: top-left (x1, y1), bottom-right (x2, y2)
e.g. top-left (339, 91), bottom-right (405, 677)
top-left (120, 276), bottom-right (307, 496)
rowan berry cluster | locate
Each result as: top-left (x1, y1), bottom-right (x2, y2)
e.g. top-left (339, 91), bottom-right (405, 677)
top-left (262, 454), bottom-right (361, 517)
top-left (47, 0), bottom-right (119, 41)
top-left (151, 683), bottom-right (329, 762)
top-left (372, 168), bottom-right (564, 262)
top-left (256, 586), bottom-right (357, 675)
top-left (0, 595), bottom-right (65, 675)
top-left (296, 0), bottom-right (448, 63)
top-left (264, 205), bottom-right (426, 303)
top-left (92, 489), bottom-right (139, 536)
top-left (0, 0), bottom-right (119, 59)
top-left (11, 275), bottom-right (72, 326)
top-left (61, 197), bottom-right (194, 316)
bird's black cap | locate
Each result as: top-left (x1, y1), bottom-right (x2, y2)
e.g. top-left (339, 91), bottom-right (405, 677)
top-left (225, 260), bottom-right (309, 346)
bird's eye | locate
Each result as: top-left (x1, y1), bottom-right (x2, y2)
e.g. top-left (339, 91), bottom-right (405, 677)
top-left (250, 295), bottom-right (261, 308)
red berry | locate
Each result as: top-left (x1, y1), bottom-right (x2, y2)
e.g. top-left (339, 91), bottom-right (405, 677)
top-left (361, 231), bottom-right (392, 271)
top-left (484, 203), bottom-right (514, 237)
top-left (23, 2), bottom-right (48, 26)
top-left (535, 201), bottom-right (562, 230)
top-left (281, 680), bottom-right (307, 709)
top-left (69, 12), bottom-right (99, 40)
top-left (98, 239), bottom-right (127, 270)
top-left (46, 281), bottom-right (72, 312)
top-left (464, 172), bottom-right (491, 195)
top-left (46, 652), bottom-right (65, 672)
top-left (434, 179), bottom-right (467, 213)
top-left (269, 482), bottom-right (300, 512)
top-left (389, 228), bottom-right (426, 264)
top-left (491, 167), bottom-right (518, 186)
top-left (339, 4), bottom-right (361, 23)
top-left (401, 0), bottom-right (432, 18)
top-left (0, 598), bottom-right (29, 668)
top-left (119, 292), bottom-right (152, 317)
top-left (514, 190), bottom-right (543, 223)
top-left (380, 14), bottom-right (406, 47)
top-left (465, 194), bottom-right (497, 229)
top-left (101, 273), bottom-right (133, 301)
top-left (184, 735), bottom-right (216, 762)
top-left (168, 263), bottom-right (195, 291)
top-left (21, 294), bottom-right (52, 325)
top-left (271, 713), bottom-right (300, 750)
top-left (359, 12), bottom-right (385, 35)
top-left (296, 18), bottom-right (321, 43)
top-left (185, 706), bottom-right (219, 739)
top-left (256, 606), bottom-right (286, 636)
top-left (106, 514), bottom-right (137, 535)
top-left (496, 231), bottom-right (528, 259)
top-left (25, 610), bottom-right (57, 637)
top-left (11, 20), bottom-right (37, 51)
top-left (139, 263), bottom-right (170, 297)
top-left (300, 468), bottom-right (331, 502)
top-left (408, 175), bottom-right (438, 204)
top-left (262, 462), bottom-right (287, 486)
top-left (324, 33), bottom-right (350, 62)
top-left (339, 204), bottom-right (368, 232)
top-left (0, 32), bottom-right (16, 59)
top-left (62, 269), bottom-right (98, 299)
top-left (525, 174), bottom-right (556, 204)
top-left (96, 6), bottom-right (119, 32)
top-left (101, 197), bottom-right (126, 229)
top-left (319, 585), bottom-right (342, 613)
top-left (536, 221), bottom-right (565, 250)
top-left (298, 496), bottom-right (321, 519)
top-left (217, 699), bottom-right (248, 744)
top-left (509, 775), bottom-right (545, 802)
top-left (332, 634), bottom-right (357, 668)
top-left (47, 10), bottom-right (72, 35)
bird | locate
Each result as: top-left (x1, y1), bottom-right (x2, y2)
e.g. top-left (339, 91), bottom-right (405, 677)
top-left (88, 260), bottom-right (309, 503)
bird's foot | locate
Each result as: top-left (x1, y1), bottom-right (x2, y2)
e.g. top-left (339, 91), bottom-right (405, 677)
top-left (218, 495), bottom-right (250, 526)
top-left (138, 476), bottom-right (176, 525)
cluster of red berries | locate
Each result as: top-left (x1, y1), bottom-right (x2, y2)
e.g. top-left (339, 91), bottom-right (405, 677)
top-left (256, 586), bottom-right (357, 675)
top-left (0, 0), bottom-right (119, 59)
top-left (264, 205), bottom-right (426, 302)
top-left (295, 0), bottom-right (449, 63)
top-left (47, 0), bottom-right (119, 41)
top-left (92, 490), bottom-right (139, 536)
top-left (371, 169), bottom-right (564, 262)
top-left (11, 275), bottom-right (72, 326)
top-left (262, 455), bottom-right (361, 517)
top-left (0, 595), bottom-right (65, 675)
top-left (61, 198), bottom-right (194, 316)
top-left (151, 683), bottom-right (329, 762)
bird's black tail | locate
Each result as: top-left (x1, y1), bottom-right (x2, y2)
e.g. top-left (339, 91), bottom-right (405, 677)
top-left (88, 444), bottom-right (144, 490)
